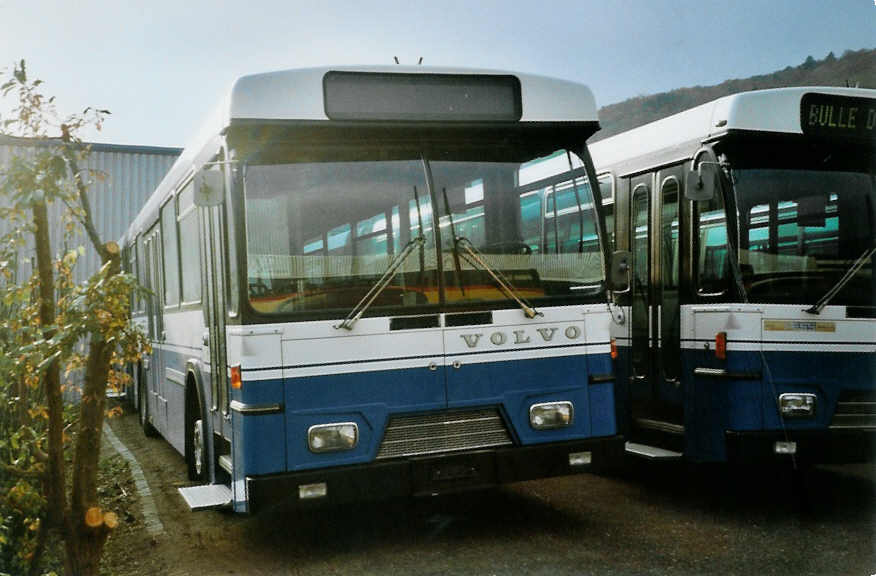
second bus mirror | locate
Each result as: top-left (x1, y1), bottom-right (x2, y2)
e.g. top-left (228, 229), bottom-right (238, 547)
top-left (193, 170), bottom-right (224, 207)
top-left (610, 250), bottom-right (631, 291)
top-left (685, 162), bottom-right (718, 202)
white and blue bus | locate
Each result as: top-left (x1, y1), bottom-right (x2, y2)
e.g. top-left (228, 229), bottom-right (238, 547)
top-left (591, 87), bottom-right (876, 464)
top-left (121, 66), bottom-right (622, 513)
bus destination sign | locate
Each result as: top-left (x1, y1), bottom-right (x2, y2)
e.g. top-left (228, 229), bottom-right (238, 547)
top-left (800, 93), bottom-right (876, 142)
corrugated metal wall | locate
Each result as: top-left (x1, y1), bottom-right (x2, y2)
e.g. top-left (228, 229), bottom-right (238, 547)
top-left (0, 137), bottom-right (180, 283)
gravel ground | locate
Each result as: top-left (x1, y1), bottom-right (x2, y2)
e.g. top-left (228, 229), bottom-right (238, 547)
top-left (103, 413), bottom-right (876, 576)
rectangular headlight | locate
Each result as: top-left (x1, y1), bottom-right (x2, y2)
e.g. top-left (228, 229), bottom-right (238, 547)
top-left (530, 401), bottom-right (573, 430)
top-left (308, 422), bottom-right (359, 453)
top-left (779, 393), bottom-right (816, 418)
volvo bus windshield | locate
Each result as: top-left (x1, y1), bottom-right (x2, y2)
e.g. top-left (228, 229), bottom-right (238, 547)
top-left (241, 139), bottom-right (604, 318)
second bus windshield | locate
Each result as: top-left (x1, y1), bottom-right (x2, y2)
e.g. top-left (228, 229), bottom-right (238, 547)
top-left (243, 149), bottom-right (603, 317)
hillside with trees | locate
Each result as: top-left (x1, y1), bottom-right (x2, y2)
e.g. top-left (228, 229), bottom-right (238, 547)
top-left (594, 48), bottom-right (876, 141)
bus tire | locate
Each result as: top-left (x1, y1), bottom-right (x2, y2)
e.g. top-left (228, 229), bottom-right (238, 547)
top-left (186, 385), bottom-right (208, 482)
top-left (138, 369), bottom-right (158, 437)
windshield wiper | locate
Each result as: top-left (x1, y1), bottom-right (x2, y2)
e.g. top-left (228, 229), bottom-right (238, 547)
top-left (454, 236), bottom-right (541, 319)
top-left (805, 244), bottom-right (876, 315)
top-left (334, 236), bottom-right (425, 330)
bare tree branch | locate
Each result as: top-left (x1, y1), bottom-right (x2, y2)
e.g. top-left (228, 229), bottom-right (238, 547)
top-left (57, 133), bottom-right (109, 264)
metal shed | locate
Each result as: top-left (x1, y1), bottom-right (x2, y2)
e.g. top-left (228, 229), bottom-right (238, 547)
top-left (0, 135), bottom-right (180, 283)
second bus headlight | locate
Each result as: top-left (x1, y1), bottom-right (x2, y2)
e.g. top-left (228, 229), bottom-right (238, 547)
top-left (779, 393), bottom-right (816, 418)
top-left (530, 402), bottom-right (573, 430)
top-left (308, 422), bottom-right (359, 453)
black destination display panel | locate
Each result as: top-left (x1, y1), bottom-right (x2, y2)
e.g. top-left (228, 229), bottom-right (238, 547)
top-left (323, 71), bottom-right (522, 122)
top-left (801, 92), bottom-right (876, 142)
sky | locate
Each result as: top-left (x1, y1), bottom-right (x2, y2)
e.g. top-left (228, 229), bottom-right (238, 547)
top-left (0, 0), bottom-right (873, 148)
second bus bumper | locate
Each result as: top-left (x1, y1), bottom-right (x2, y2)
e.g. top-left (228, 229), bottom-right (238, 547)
top-left (725, 429), bottom-right (876, 464)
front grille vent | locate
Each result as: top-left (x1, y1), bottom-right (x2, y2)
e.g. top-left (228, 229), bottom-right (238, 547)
top-left (376, 408), bottom-right (513, 460)
top-left (830, 390), bottom-right (876, 430)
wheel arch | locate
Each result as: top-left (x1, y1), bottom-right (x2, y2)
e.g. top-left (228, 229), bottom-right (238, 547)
top-left (185, 361), bottom-right (208, 417)
top-left (185, 359), bottom-right (212, 480)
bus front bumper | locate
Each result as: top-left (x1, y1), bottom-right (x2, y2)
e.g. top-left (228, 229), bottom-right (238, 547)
top-left (725, 429), bottom-right (876, 464)
top-left (246, 436), bottom-right (623, 512)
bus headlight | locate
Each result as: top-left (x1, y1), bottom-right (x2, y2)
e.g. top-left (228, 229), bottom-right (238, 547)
top-left (530, 402), bottom-right (573, 430)
top-left (779, 393), bottom-right (816, 418)
top-left (308, 422), bottom-right (359, 453)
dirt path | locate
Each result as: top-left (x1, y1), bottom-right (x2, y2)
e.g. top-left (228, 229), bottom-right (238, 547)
top-left (102, 412), bottom-right (876, 575)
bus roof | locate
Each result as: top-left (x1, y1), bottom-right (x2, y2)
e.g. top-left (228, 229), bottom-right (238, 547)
top-left (228, 65), bottom-right (597, 123)
top-left (124, 66), bottom-right (598, 241)
top-left (590, 86), bottom-right (876, 171)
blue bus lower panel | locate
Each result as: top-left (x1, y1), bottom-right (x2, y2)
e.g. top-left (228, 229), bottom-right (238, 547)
top-left (231, 353), bottom-right (617, 478)
top-left (230, 352), bottom-right (618, 510)
top-left (688, 349), bottom-right (873, 462)
top-left (615, 343), bottom-right (875, 463)
top-left (244, 435), bottom-right (624, 513)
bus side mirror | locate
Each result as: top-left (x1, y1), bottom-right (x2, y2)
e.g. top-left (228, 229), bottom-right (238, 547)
top-left (685, 162), bottom-right (718, 202)
top-left (610, 250), bottom-right (631, 291)
top-left (193, 170), bottom-right (224, 207)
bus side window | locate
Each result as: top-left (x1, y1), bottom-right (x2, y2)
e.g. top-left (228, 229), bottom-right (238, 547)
top-left (598, 173), bottom-right (615, 249)
top-left (131, 235), bottom-right (143, 313)
top-left (161, 197), bottom-right (180, 308)
top-left (695, 188), bottom-right (730, 296)
top-left (125, 245), bottom-right (136, 313)
top-left (219, 156), bottom-right (239, 318)
top-left (519, 191), bottom-right (543, 253)
top-left (178, 181), bottom-right (201, 305)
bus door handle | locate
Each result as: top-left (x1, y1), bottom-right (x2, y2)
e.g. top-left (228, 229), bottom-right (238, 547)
top-left (696, 288), bottom-right (728, 298)
top-left (202, 331), bottom-right (210, 346)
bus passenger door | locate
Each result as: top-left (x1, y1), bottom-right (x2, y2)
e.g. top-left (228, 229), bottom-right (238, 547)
top-left (653, 169), bottom-right (684, 429)
top-left (628, 169), bottom-right (685, 451)
top-left (202, 204), bottom-right (229, 441)
top-left (628, 177), bottom-right (653, 428)
top-left (144, 224), bottom-right (166, 433)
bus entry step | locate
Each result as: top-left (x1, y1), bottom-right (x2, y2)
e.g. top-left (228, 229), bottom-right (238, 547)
top-left (624, 442), bottom-right (683, 460)
top-left (178, 484), bottom-right (232, 511)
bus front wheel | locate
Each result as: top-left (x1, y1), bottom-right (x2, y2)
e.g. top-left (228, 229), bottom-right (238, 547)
top-left (186, 390), bottom-right (208, 482)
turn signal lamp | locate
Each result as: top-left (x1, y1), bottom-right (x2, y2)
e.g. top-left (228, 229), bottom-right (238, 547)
top-left (610, 338), bottom-right (618, 360)
top-left (230, 365), bottom-right (242, 390)
top-left (715, 332), bottom-right (727, 360)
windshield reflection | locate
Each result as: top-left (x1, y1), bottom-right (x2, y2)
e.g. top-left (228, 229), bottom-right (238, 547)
top-left (243, 150), bottom-right (604, 318)
top-left (733, 168), bottom-right (875, 307)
